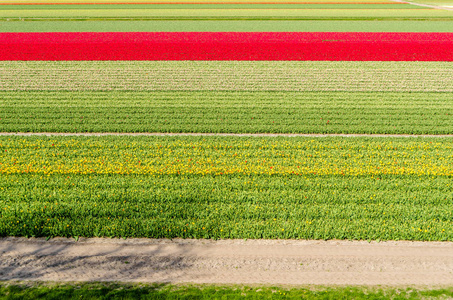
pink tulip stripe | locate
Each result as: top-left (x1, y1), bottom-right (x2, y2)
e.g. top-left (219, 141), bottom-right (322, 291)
top-left (1, 32), bottom-right (452, 61)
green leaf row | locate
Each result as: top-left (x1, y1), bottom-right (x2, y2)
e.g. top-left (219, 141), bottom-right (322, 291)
top-left (2, 90), bottom-right (453, 134)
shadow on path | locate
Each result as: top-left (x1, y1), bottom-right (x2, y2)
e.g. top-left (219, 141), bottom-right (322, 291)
top-left (0, 238), bottom-right (193, 282)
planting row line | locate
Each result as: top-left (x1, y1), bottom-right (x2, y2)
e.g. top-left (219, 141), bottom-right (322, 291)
top-left (2, 61), bottom-right (453, 91)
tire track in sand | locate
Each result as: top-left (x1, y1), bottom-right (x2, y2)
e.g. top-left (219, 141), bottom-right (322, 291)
top-left (1, 238), bottom-right (453, 286)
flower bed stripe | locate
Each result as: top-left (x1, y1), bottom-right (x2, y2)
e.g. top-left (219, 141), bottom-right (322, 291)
top-left (1, 32), bottom-right (452, 61)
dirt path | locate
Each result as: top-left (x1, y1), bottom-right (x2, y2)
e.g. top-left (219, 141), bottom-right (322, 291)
top-left (391, 0), bottom-right (453, 10)
top-left (1, 237), bottom-right (453, 286)
top-left (1, 132), bottom-right (453, 138)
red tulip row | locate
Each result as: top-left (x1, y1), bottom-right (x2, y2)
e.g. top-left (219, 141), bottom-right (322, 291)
top-left (1, 32), bottom-right (452, 61)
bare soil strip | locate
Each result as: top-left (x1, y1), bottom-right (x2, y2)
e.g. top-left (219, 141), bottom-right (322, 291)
top-left (1, 238), bottom-right (453, 286)
top-left (1, 132), bottom-right (453, 138)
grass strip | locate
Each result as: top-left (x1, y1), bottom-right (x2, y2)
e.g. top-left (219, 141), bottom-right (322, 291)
top-left (2, 19), bottom-right (453, 32)
top-left (1, 282), bottom-right (453, 299)
top-left (1, 136), bottom-right (453, 240)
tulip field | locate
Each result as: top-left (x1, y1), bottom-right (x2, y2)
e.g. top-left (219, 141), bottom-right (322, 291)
top-left (1, 0), bottom-right (453, 241)
top-left (2, 136), bottom-right (453, 240)
top-left (2, 32), bottom-right (453, 60)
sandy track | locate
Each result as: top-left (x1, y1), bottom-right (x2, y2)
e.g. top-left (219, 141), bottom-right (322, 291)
top-left (1, 238), bottom-right (453, 286)
top-left (1, 132), bottom-right (453, 138)
top-left (391, 0), bottom-right (453, 11)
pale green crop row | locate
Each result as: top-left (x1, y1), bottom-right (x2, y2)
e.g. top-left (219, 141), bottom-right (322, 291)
top-left (3, 20), bottom-right (453, 32)
top-left (2, 8), bottom-right (451, 20)
top-left (2, 61), bottom-right (453, 92)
